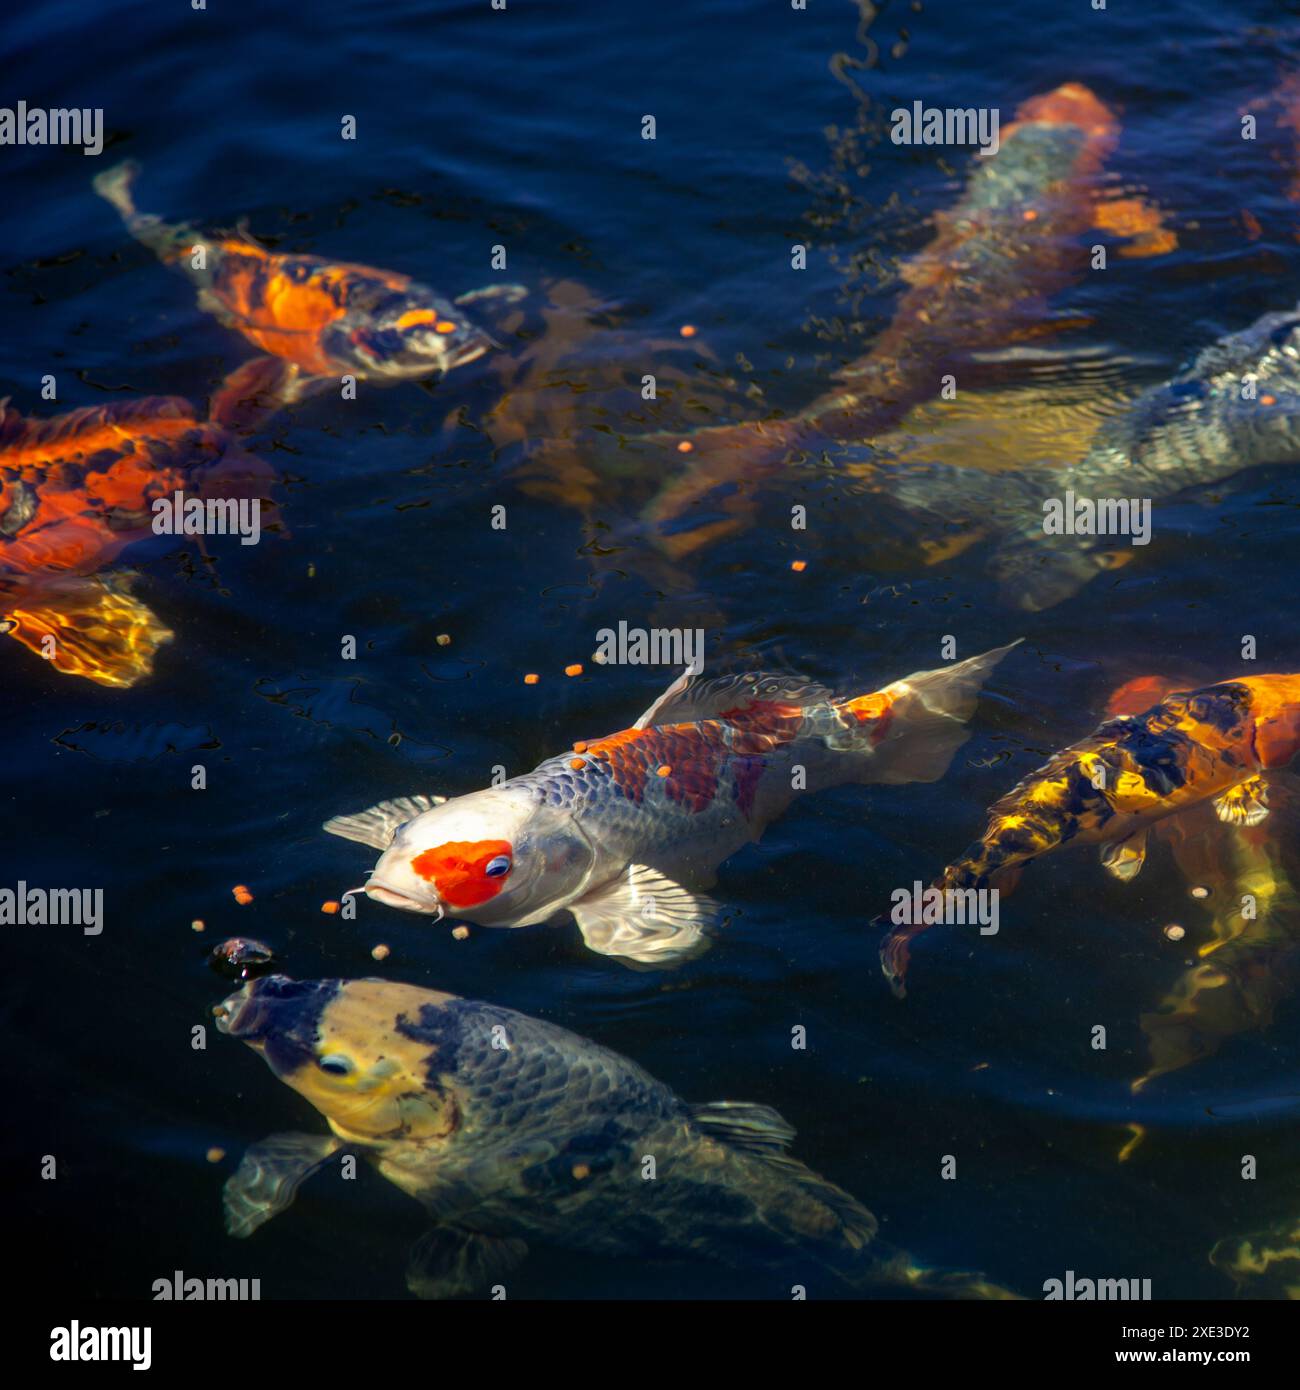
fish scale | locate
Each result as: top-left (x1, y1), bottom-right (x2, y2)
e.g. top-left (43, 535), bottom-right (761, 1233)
top-left (218, 976), bottom-right (1016, 1297)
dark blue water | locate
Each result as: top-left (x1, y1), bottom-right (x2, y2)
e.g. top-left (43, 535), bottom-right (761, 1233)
top-left (6, 0), bottom-right (1300, 1300)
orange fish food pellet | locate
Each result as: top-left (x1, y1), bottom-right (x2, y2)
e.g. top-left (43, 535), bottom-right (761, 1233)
top-left (321, 900), bottom-right (340, 914)
top-left (524, 673), bottom-right (539, 685)
top-left (232, 885), bottom-right (254, 906)
top-left (656, 764), bottom-right (672, 777)
top-left (791, 560), bottom-right (807, 572)
top-left (565, 663), bottom-right (583, 677)
top-left (371, 943), bottom-right (391, 961)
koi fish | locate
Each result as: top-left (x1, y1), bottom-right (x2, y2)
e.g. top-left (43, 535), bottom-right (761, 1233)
top-left (216, 974), bottom-right (1016, 1298)
top-left (880, 673), bottom-right (1300, 996)
top-left (1104, 678), bottom-right (1300, 1093)
top-left (93, 160), bottom-right (496, 401)
top-left (640, 83), bottom-right (1173, 557)
top-left (979, 303), bottom-right (1300, 609)
top-left (0, 359), bottom-right (278, 686)
top-left (326, 642), bottom-right (1018, 964)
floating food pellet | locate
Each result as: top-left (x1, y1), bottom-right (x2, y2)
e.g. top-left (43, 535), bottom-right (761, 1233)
top-left (435, 321), bottom-right (458, 334)
top-left (1190, 885), bottom-right (1210, 899)
top-left (592, 650), bottom-right (608, 664)
top-left (436, 634), bottom-right (451, 646)
top-left (679, 324), bottom-right (697, 338)
top-left (190, 919), bottom-right (205, 933)
top-left (524, 673), bottom-right (539, 685)
top-left (565, 663), bottom-right (583, 677)
top-left (371, 943), bottom-right (391, 961)
top-left (656, 765), bottom-right (672, 777)
top-left (1022, 208), bottom-right (1039, 221)
top-left (321, 900), bottom-right (340, 914)
top-left (209, 936), bottom-right (276, 981)
top-left (1261, 394), bottom-right (1277, 406)
top-left (1163, 923), bottom-right (1186, 941)
top-left (569, 757), bottom-right (586, 770)
top-left (232, 884), bottom-right (254, 906)
top-left (573, 740), bottom-right (589, 753)
top-left (791, 560), bottom-right (807, 572)
top-left (451, 925), bottom-right (470, 941)
top-left (206, 1147), bottom-right (225, 1164)
top-left (677, 441), bottom-right (693, 453)
top-left (571, 1163), bottom-right (592, 1180)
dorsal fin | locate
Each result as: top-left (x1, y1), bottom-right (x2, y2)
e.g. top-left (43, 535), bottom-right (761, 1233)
top-left (689, 1101), bottom-right (797, 1156)
top-left (633, 670), bottom-right (835, 730)
top-left (16, 397), bottom-right (195, 450)
top-left (323, 794), bottom-right (446, 849)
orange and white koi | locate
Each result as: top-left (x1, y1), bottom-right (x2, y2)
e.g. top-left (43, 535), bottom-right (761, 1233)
top-left (0, 359), bottom-right (278, 686)
top-left (881, 673), bottom-right (1300, 995)
top-left (326, 643), bottom-right (1018, 964)
top-left (643, 83), bottom-right (1174, 555)
top-left (94, 160), bottom-right (496, 400)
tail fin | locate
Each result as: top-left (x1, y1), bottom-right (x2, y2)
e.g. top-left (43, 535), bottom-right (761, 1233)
top-left (92, 158), bottom-right (142, 222)
top-left (3, 573), bottom-right (173, 687)
top-left (93, 159), bottom-right (187, 264)
top-left (845, 640), bottom-right (1021, 785)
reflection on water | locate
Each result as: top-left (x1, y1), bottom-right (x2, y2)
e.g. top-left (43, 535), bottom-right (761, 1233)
top-left (5, 0), bottom-right (1300, 1302)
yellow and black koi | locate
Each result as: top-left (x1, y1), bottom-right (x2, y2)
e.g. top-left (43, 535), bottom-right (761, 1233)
top-left (94, 160), bottom-right (495, 399)
top-left (216, 973), bottom-right (1017, 1298)
top-left (881, 674), bottom-right (1300, 995)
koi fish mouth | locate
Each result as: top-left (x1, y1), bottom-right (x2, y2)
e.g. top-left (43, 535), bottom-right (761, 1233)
top-left (363, 879), bottom-right (444, 915)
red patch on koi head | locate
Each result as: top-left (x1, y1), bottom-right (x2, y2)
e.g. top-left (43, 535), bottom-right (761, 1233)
top-left (409, 839), bottom-right (513, 908)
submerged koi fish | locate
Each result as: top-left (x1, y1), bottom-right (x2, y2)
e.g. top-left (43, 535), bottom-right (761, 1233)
top-left (881, 673), bottom-right (1300, 996)
top-left (1102, 677), bottom-right (1300, 1094)
top-left (94, 160), bottom-right (497, 401)
top-left (0, 359), bottom-right (278, 686)
top-left (216, 974), bottom-right (1016, 1298)
top-left (641, 83), bottom-right (1173, 556)
top-left (327, 643), bottom-right (1018, 964)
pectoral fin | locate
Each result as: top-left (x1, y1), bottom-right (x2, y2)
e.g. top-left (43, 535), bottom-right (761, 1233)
top-left (1213, 776), bottom-right (1270, 827)
top-left (3, 574), bottom-right (173, 688)
top-left (323, 794), bottom-right (447, 849)
top-left (1100, 831), bottom-right (1148, 881)
top-left (1092, 197), bottom-right (1178, 259)
top-left (406, 1227), bottom-right (528, 1299)
top-left (209, 355), bottom-right (299, 432)
top-left (223, 1131), bottom-right (341, 1238)
top-left (570, 864), bottom-right (716, 965)
top-left (689, 1101), bottom-right (796, 1156)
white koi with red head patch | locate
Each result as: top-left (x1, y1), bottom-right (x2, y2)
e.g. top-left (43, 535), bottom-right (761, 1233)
top-left (354, 785), bottom-right (598, 928)
top-left (327, 644), bottom-right (1020, 965)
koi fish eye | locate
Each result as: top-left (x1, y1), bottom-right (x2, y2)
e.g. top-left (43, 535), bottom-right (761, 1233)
top-left (484, 854), bottom-right (511, 878)
top-left (317, 1054), bottom-right (355, 1077)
